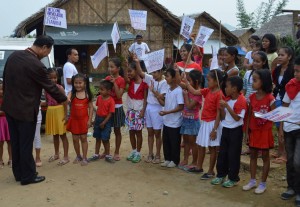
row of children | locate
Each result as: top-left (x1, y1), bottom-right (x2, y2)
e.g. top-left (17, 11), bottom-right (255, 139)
top-left (0, 34), bottom-right (299, 205)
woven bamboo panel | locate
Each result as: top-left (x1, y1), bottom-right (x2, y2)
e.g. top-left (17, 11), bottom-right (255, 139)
top-left (79, 0), bottom-right (105, 24)
top-left (133, 1), bottom-right (162, 24)
top-left (193, 17), bottom-right (227, 41)
top-left (107, 0), bottom-right (131, 24)
top-left (61, 0), bottom-right (79, 24)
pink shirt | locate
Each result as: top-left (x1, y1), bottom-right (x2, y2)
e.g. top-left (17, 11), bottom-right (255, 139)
top-left (183, 92), bottom-right (202, 120)
top-left (46, 84), bottom-right (64, 106)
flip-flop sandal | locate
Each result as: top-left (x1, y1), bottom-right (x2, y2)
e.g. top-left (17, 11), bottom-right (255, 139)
top-left (152, 156), bottom-right (161, 164)
top-left (7, 160), bottom-right (12, 168)
top-left (113, 154), bottom-right (121, 161)
top-left (270, 152), bottom-right (279, 158)
top-left (36, 161), bottom-right (43, 167)
top-left (145, 155), bottom-right (154, 163)
top-left (57, 159), bottom-right (70, 166)
top-left (48, 155), bottom-right (59, 162)
top-left (241, 150), bottom-right (250, 155)
top-left (272, 157), bottom-right (287, 164)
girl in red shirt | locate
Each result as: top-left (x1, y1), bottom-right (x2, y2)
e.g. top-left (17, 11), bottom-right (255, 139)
top-left (243, 69), bottom-right (275, 194)
top-left (67, 74), bottom-right (94, 166)
top-left (185, 70), bottom-right (224, 179)
top-left (105, 58), bottom-right (126, 161)
top-left (124, 59), bottom-right (148, 163)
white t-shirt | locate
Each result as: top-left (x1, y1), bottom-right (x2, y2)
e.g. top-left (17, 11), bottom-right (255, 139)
top-left (144, 73), bottom-right (168, 105)
top-left (245, 51), bottom-right (253, 64)
top-left (276, 76), bottom-right (283, 100)
top-left (221, 99), bottom-right (245, 128)
top-left (63, 62), bottom-right (78, 95)
top-left (129, 42), bottom-right (150, 59)
top-left (283, 92), bottom-right (300, 132)
top-left (163, 86), bottom-right (184, 128)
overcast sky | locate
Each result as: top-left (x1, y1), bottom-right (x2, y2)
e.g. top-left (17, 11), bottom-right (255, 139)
top-left (0, 0), bottom-right (299, 37)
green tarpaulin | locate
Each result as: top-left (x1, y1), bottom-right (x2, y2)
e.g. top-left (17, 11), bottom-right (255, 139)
top-left (45, 24), bottom-right (135, 45)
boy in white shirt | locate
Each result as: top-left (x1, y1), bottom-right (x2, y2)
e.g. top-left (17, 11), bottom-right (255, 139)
top-left (279, 56), bottom-right (300, 206)
top-left (63, 48), bottom-right (78, 96)
top-left (159, 68), bottom-right (184, 168)
top-left (128, 35), bottom-right (150, 60)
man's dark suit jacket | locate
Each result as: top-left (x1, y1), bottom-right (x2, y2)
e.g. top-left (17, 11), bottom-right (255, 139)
top-left (2, 49), bottom-right (67, 122)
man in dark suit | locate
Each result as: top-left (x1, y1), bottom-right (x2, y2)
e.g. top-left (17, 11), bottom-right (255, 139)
top-left (2, 35), bottom-right (68, 185)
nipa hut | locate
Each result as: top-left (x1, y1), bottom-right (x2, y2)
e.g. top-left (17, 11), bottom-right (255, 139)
top-left (14, 0), bottom-right (181, 79)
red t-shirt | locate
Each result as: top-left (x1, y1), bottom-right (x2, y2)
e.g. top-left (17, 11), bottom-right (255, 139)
top-left (105, 76), bottom-right (126, 104)
top-left (249, 93), bottom-right (275, 130)
top-left (96, 96), bottom-right (115, 117)
top-left (177, 61), bottom-right (202, 73)
top-left (201, 88), bottom-right (224, 122)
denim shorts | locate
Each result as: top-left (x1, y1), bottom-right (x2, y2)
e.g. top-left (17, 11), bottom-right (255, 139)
top-left (180, 118), bottom-right (200, 136)
top-left (93, 115), bottom-right (112, 141)
top-left (275, 99), bottom-right (282, 128)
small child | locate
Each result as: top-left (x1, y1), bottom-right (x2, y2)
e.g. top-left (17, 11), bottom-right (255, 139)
top-left (279, 56), bottom-right (300, 204)
top-left (179, 70), bottom-right (203, 170)
top-left (105, 58), bottom-right (126, 161)
top-left (243, 69), bottom-right (275, 194)
top-left (67, 74), bottom-right (94, 166)
top-left (45, 69), bottom-right (69, 166)
top-left (211, 76), bottom-right (247, 187)
top-left (124, 59), bottom-right (148, 163)
top-left (0, 80), bottom-right (12, 168)
top-left (134, 55), bottom-right (168, 164)
top-left (160, 68), bottom-right (184, 168)
top-left (185, 69), bottom-right (224, 179)
top-left (89, 80), bottom-right (115, 163)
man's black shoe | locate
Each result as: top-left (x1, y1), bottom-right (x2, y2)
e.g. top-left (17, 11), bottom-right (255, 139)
top-left (21, 176), bottom-right (45, 185)
top-left (16, 172), bottom-right (39, 182)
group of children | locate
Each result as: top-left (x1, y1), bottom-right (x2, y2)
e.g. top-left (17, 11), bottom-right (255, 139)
top-left (0, 34), bottom-right (300, 205)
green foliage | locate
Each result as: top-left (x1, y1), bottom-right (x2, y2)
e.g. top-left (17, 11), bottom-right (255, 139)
top-left (236, 0), bottom-right (288, 28)
top-left (277, 35), bottom-right (300, 57)
top-left (89, 84), bottom-right (99, 98)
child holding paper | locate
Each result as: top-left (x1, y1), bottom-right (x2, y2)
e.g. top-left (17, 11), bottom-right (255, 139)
top-left (279, 56), bottom-right (300, 205)
top-left (243, 69), bottom-right (275, 194)
top-left (134, 55), bottom-right (168, 164)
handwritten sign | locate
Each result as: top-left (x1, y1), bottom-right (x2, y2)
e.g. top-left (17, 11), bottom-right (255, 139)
top-left (180, 16), bottom-right (195, 39)
top-left (210, 46), bottom-right (219, 70)
top-left (111, 22), bottom-right (120, 52)
top-left (143, 49), bottom-right (165, 73)
top-left (90, 42), bottom-right (109, 69)
top-left (128, 9), bottom-right (147, 30)
top-left (44, 7), bottom-right (67, 29)
top-left (195, 26), bottom-right (214, 47)
top-left (254, 106), bottom-right (294, 122)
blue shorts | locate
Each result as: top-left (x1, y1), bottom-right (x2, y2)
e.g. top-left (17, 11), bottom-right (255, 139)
top-left (275, 99), bottom-right (282, 128)
top-left (180, 118), bottom-right (200, 136)
top-left (93, 115), bottom-right (112, 141)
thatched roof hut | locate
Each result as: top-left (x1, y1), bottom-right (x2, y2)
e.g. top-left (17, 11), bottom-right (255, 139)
top-left (253, 14), bottom-right (293, 38)
top-left (232, 28), bottom-right (255, 51)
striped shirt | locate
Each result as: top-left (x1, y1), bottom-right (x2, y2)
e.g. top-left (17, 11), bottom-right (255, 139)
top-left (243, 70), bottom-right (256, 102)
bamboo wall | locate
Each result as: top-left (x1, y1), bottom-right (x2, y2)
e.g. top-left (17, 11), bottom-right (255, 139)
top-left (60, 0), bottom-right (175, 75)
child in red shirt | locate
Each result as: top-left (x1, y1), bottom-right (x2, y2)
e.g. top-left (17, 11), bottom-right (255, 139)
top-left (105, 58), bottom-right (126, 161)
top-left (243, 69), bottom-right (275, 194)
top-left (185, 70), bottom-right (224, 179)
top-left (89, 80), bottom-right (115, 163)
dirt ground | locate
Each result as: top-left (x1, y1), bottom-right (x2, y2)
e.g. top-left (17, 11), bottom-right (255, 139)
top-left (0, 127), bottom-right (295, 207)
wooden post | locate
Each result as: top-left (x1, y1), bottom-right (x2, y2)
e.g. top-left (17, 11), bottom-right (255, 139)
top-left (42, 7), bottom-right (48, 35)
